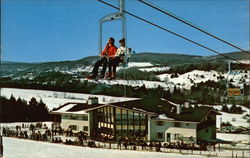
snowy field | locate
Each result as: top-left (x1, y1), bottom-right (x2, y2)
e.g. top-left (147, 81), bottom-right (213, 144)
top-left (0, 88), bottom-right (138, 110)
top-left (157, 70), bottom-right (249, 89)
top-left (79, 69), bottom-right (249, 91)
top-left (139, 66), bottom-right (170, 72)
top-left (217, 133), bottom-right (250, 144)
top-left (217, 111), bottom-right (250, 128)
top-left (215, 104), bottom-right (250, 128)
top-left (2, 137), bottom-right (208, 158)
top-left (82, 78), bottom-right (175, 91)
top-left (127, 62), bottom-right (153, 67)
top-left (61, 62), bottom-right (155, 74)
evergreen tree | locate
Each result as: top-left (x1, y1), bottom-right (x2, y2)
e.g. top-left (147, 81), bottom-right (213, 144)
top-left (222, 105), bottom-right (229, 112)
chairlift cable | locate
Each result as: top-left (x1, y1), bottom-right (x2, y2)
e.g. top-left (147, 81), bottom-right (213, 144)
top-left (139, 0), bottom-right (250, 55)
top-left (98, 0), bottom-right (243, 64)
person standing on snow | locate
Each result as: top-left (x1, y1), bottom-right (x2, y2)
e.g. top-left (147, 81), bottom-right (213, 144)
top-left (88, 37), bottom-right (117, 79)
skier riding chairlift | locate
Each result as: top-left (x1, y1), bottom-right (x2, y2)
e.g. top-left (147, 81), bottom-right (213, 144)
top-left (107, 38), bottom-right (132, 79)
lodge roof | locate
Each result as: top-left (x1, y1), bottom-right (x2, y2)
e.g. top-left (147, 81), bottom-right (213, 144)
top-left (51, 98), bottom-right (221, 122)
top-left (107, 98), bottom-right (221, 123)
top-left (50, 102), bottom-right (101, 115)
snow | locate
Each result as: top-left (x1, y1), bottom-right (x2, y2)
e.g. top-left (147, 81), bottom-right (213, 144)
top-left (217, 111), bottom-right (250, 128)
top-left (157, 70), bottom-right (220, 89)
top-left (61, 110), bottom-right (89, 115)
top-left (239, 60), bottom-right (250, 64)
top-left (2, 137), bottom-right (208, 158)
top-left (0, 88), bottom-right (138, 110)
top-left (0, 122), bottom-right (53, 130)
top-left (214, 104), bottom-right (250, 128)
top-left (217, 133), bottom-right (250, 144)
top-left (61, 65), bottom-right (93, 74)
top-left (55, 103), bottom-right (78, 113)
top-left (223, 71), bottom-right (250, 87)
top-left (127, 62), bottom-right (153, 67)
top-left (83, 79), bottom-right (175, 92)
top-left (139, 66), bottom-right (170, 72)
top-left (62, 62), bottom-right (154, 74)
top-left (157, 114), bottom-right (174, 120)
top-left (157, 70), bottom-right (249, 89)
top-left (52, 103), bottom-right (89, 115)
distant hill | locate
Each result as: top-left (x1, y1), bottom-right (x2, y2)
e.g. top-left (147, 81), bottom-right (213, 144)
top-left (130, 52), bottom-right (203, 65)
top-left (205, 51), bottom-right (250, 61)
top-left (1, 51), bottom-right (249, 78)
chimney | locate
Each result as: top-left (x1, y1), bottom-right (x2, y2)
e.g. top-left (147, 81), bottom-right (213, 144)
top-left (176, 104), bottom-right (182, 114)
top-left (184, 102), bottom-right (190, 108)
top-left (87, 97), bottom-right (98, 105)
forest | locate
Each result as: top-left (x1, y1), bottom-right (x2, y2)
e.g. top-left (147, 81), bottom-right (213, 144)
top-left (0, 96), bottom-right (50, 122)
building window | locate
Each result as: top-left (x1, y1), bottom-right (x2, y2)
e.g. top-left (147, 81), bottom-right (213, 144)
top-left (174, 122), bottom-right (180, 127)
top-left (156, 121), bottom-right (164, 126)
top-left (69, 125), bottom-right (77, 130)
top-left (174, 133), bottom-right (181, 140)
top-left (157, 132), bottom-right (164, 139)
top-left (83, 115), bottom-right (88, 121)
top-left (83, 126), bottom-right (88, 131)
top-left (205, 128), bottom-right (209, 133)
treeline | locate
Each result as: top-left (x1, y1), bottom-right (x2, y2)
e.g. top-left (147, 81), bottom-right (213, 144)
top-left (221, 104), bottom-right (244, 114)
top-left (117, 67), bottom-right (159, 81)
top-left (169, 80), bottom-right (249, 106)
top-left (156, 62), bottom-right (228, 75)
top-left (0, 96), bottom-right (50, 122)
top-left (0, 71), bottom-right (161, 98)
top-left (1, 71), bottom-right (249, 106)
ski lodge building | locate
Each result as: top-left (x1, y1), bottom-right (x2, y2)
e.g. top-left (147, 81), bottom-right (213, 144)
top-left (50, 97), bottom-right (221, 144)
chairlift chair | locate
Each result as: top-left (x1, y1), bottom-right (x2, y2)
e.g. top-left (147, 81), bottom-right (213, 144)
top-left (99, 0), bottom-right (130, 67)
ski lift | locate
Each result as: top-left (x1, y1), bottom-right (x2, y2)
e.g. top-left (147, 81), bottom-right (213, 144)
top-left (226, 61), bottom-right (243, 97)
top-left (99, 0), bottom-right (129, 96)
top-left (99, 0), bottom-right (131, 67)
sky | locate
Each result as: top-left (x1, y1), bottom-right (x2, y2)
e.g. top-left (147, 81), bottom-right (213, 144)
top-left (2, 0), bottom-right (249, 63)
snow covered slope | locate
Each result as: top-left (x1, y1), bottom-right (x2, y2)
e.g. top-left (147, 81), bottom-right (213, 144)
top-left (0, 88), bottom-right (138, 110)
top-left (157, 70), bottom-right (249, 89)
top-left (139, 66), bottom-right (170, 72)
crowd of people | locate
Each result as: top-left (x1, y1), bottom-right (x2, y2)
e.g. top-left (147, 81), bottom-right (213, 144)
top-left (1, 123), bottom-right (208, 152)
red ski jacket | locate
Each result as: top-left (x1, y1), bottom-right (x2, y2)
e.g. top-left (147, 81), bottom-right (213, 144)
top-left (101, 44), bottom-right (117, 59)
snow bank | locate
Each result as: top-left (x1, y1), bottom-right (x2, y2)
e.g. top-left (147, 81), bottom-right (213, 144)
top-left (3, 137), bottom-right (207, 158)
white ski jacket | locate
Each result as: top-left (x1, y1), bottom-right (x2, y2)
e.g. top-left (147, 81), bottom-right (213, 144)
top-left (115, 46), bottom-right (131, 57)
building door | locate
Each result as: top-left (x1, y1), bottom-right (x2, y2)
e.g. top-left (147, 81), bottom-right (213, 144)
top-left (166, 133), bottom-right (171, 142)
